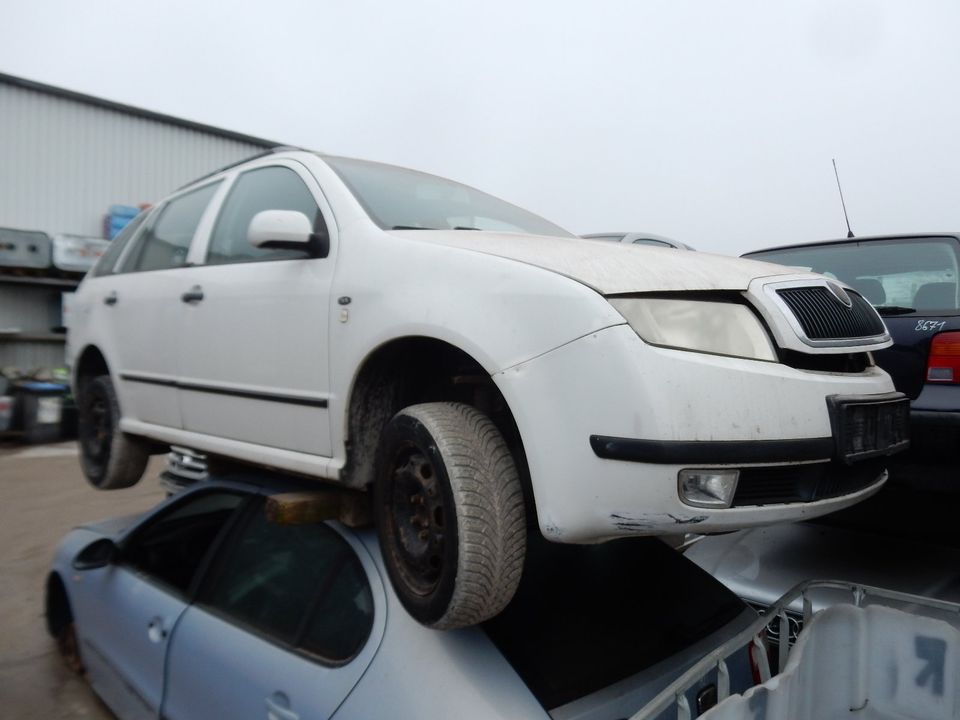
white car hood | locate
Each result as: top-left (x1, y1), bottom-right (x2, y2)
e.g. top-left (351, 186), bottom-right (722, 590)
top-left (390, 230), bottom-right (803, 294)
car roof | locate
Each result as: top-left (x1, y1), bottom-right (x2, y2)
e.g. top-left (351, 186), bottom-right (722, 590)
top-left (745, 232), bottom-right (960, 256)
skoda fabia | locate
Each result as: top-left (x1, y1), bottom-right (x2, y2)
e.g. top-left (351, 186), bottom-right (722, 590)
top-left (69, 148), bottom-right (907, 628)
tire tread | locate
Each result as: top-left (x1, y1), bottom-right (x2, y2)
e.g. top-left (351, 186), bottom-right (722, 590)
top-left (400, 402), bottom-right (526, 629)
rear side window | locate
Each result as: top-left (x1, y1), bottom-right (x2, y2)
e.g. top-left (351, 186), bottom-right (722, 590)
top-left (89, 211), bottom-right (148, 277)
top-left (124, 181), bottom-right (220, 273)
top-left (199, 499), bottom-right (373, 663)
top-left (206, 166), bottom-right (324, 265)
top-left (483, 535), bottom-right (746, 710)
top-left (747, 237), bottom-right (960, 313)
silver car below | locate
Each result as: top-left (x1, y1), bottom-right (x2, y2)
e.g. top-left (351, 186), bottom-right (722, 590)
top-left (46, 474), bottom-right (759, 720)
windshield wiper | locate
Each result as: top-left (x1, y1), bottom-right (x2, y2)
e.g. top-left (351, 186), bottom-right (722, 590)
top-left (454, 226), bottom-right (482, 231)
top-left (874, 305), bottom-right (916, 315)
top-left (391, 225), bottom-right (435, 230)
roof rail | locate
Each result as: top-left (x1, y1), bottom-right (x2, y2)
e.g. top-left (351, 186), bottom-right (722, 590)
top-left (178, 145), bottom-right (306, 189)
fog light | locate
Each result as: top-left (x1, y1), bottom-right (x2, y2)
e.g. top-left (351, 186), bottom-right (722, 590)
top-left (679, 469), bottom-right (740, 508)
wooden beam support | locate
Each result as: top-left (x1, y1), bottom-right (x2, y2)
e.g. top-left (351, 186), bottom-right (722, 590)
top-left (265, 489), bottom-right (371, 528)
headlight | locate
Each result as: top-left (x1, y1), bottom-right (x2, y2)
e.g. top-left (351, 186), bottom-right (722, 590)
top-left (609, 297), bottom-right (778, 362)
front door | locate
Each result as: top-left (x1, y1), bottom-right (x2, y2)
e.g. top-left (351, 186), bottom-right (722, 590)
top-left (71, 491), bottom-right (246, 719)
top-left (177, 162), bottom-right (335, 455)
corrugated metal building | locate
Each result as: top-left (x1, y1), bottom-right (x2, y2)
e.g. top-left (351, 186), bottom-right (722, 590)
top-left (0, 73), bottom-right (279, 371)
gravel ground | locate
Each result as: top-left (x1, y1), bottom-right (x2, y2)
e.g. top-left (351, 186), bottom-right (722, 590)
top-left (0, 442), bottom-right (165, 720)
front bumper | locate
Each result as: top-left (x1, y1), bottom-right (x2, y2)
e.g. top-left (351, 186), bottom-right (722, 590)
top-left (494, 324), bottom-right (900, 542)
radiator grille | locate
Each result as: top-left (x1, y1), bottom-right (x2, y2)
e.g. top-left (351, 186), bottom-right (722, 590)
top-left (777, 286), bottom-right (886, 340)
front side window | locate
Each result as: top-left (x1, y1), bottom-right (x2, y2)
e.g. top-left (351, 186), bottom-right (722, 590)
top-left (323, 155), bottom-right (573, 237)
top-left (89, 211), bottom-right (148, 277)
top-left (748, 237), bottom-right (960, 313)
top-left (206, 166), bottom-right (324, 265)
top-left (122, 491), bottom-right (246, 596)
top-left (200, 499), bottom-right (373, 663)
top-left (124, 182), bottom-right (221, 273)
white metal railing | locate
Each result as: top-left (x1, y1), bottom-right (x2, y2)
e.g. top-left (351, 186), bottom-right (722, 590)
top-left (629, 579), bottom-right (960, 720)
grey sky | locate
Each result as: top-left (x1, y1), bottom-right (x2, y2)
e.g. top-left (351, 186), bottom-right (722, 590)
top-left (3, 0), bottom-right (959, 255)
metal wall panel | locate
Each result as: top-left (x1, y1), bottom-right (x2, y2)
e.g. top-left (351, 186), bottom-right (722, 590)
top-left (0, 340), bottom-right (66, 370)
top-left (0, 285), bottom-right (63, 333)
top-left (0, 81), bottom-right (270, 238)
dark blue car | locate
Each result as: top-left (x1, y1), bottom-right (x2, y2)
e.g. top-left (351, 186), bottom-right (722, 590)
top-left (744, 234), bottom-right (959, 484)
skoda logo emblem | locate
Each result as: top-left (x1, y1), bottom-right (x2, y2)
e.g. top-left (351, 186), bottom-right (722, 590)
top-left (826, 281), bottom-right (853, 308)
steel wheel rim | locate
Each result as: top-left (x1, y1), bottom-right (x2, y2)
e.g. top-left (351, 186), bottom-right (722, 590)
top-left (81, 388), bottom-right (110, 463)
top-left (386, 446), bottom-right (447, 596)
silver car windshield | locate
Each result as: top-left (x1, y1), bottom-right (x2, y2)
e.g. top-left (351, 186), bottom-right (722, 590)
top-left (323, 155), bottom-right (573, 237)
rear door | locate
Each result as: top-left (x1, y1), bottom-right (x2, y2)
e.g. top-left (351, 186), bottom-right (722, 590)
top-left (176, 161), bottom-right (337, 455)
top-left (161, 500), bottom-right (385, 720)
top-left (105, 181), bottom-right (225, 428)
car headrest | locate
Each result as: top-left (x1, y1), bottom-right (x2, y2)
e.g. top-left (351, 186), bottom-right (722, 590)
top-left (913, 282), bottom-right (957, 310)
top-left (849, 278), bottom-right (886, 305)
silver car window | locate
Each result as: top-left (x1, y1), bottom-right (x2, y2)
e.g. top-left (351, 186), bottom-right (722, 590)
top-left (200, 500), bottom-right (373, 663)
top-left (123, 181), bottom-right (221, 273)
top-left (206, 166), bottom-right (324, 265)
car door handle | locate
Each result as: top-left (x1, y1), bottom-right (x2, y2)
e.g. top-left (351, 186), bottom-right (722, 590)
top-left (265, 693), bottom-right (299, 720)
top-left (103, 291), bottom-right (118, 306)
top-left (147, 616), bottom-right (168, 643)
top-left (181, 286), bottom-right (204, 303)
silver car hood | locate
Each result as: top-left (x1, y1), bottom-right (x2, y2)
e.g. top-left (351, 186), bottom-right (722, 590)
top-left (686, 523), bottom-right (960, 610)
top-left (392, 230), bottom-right (804, 294)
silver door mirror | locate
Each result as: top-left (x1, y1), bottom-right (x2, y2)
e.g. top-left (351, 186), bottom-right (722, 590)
top-left (72, 538), bottom-right (117, 570)
top-left (247, 210), bottom-right (313, 249)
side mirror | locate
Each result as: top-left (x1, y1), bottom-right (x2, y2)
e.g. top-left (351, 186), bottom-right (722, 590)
top-left (247, 210), bottom-right (330, 258)
top-left (72, 538), bottom-right (117, 571)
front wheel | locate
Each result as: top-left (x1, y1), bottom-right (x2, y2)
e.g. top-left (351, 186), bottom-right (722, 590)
top-left (78, 375), bottom-right (149, 490)
top-left (374, 402), bottom-right (526, 630)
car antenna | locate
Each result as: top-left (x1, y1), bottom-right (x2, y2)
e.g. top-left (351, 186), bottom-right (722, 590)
top-left (832, 158), bottom-right (855, 238)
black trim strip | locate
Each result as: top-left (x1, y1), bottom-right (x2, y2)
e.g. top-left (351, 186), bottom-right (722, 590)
top-left (589, 435), bottom-right (834, 464)
top-left (120, 373), bottom-right (328, 408)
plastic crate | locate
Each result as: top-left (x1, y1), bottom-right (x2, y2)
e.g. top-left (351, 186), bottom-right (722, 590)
top-left (704, 603), bottom-right (959, 720)
top-left (52, 234), bottom-right (110, 272)
top-left (105, 205), bottom-right (140, 240)
top-left (0, 227), bottom-right (52, 269)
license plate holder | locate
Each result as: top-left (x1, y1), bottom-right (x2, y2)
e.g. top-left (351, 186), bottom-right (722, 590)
top-left (827, 393), bottom-right (910, 465)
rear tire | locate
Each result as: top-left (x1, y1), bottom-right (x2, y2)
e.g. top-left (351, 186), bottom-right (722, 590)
top-left (374, 402), bottom-right (526, 630)
top-left (46, 575), bottom-right (84, 675)
top-left (78, 375), bottom-right (149, 490)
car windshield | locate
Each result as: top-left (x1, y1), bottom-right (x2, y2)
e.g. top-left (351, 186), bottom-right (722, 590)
top-left (322, 155), bottom-right (573, 237)
top-left (483, 535), bottom-right (746, 710)
top-left (747, 237), bottom-right (960, 313)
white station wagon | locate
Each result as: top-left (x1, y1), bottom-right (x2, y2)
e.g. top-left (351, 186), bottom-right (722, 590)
top-left (69, 148), bottom-right (908, 628)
